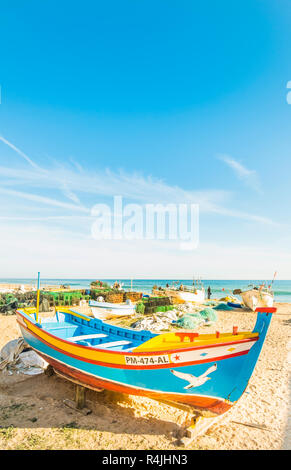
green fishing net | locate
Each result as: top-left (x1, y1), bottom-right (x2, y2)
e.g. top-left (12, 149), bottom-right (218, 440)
top-left (177, 314), bottom-right (203, 329)
top-left (135, 302), bottom-right (145, 314)
top-left (198, 308), bottom-right (218, 322)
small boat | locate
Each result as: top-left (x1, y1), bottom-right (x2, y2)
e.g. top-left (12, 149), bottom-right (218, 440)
top-left (153, 282), bottom-right (205, 304)
top-left (174, 287), bottom-right (205, 303)
top-left (16, 306), bottom-right (275, 417)
top-left (234, 285), bottom-right (274, 311)
top-left (89, 299), bottom-right (136, 318)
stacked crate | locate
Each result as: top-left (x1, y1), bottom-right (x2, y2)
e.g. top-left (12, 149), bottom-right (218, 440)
top-left (41, 290), bottom-right (86, 307)
top-left (124, 292), bottom-right (143, 302)
top-left (142, 296), bottom-right (173, 315)
top-left (105, 291), bottom-right (124, 303)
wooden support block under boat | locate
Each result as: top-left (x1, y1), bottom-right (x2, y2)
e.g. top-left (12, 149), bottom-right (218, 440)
top-left (180, 414), bottom-right (225, 447)
top-left (54, 369), bottom-right (104, 394)
top-left (53, 368), bottom-right (103, 415)
top-left (144, 397), bottom-right (228, 446)
top-left (75, 384), bottom-right (86, 410)
top-left (63, 384), bottom-right (92, 416)
top-left (63, 397), bottom-right (92, 416)
top-left (54, 365), bottom-right (227, 442)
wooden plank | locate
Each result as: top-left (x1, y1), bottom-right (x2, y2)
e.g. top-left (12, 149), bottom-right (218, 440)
top-left (150, 396), bottom-right (225, 447)
top-left (66, 333), bottom-right (107, 342)
top-left (180, 414), bottom-right (225, 447)
top-left (76, 385), bottom-right (86, 409)
top-left (99, 340), bottom-right (131, 348)
top-left (63, 398), bottom-right (92, 416)
top-left (231, 420), bottom-right (271, 431)
top-left (63, 385), bottom-right (92, 415)
top-left (55, 369), bottom-right (104, 393)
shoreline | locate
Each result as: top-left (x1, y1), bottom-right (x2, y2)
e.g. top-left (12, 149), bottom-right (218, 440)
top-left (1, 280), bottom-right (291, 303)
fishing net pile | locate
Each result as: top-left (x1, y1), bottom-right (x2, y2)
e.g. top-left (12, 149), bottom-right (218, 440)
top-left (177, 307), bottom-right (218, 328)
top-left (131, 300), bottom-right (219, 331)
top-left (0, 338), bottom-right (48, 375)
top-left (131, 310), bottom-right (178, 331)
top-left (176, 313), bottom-right (204, 329)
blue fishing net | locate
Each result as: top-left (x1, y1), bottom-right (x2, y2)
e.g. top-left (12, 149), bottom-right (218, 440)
top-left (213, 302), bottom-right (234, 311)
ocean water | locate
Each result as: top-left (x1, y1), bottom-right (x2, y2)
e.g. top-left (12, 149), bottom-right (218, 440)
top-left (0, 278), bottom-right (291, 302)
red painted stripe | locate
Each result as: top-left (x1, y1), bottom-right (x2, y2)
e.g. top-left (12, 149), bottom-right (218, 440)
top-left (37, 351), bottom-right (232, 416)
top-left (19, 321), bottom-right (252, 370)
top-left (255, 307), bottom-right (276, 313)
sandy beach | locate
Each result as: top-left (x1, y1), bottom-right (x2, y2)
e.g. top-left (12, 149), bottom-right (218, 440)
top-left (0, 302), bottom-right (290, 450)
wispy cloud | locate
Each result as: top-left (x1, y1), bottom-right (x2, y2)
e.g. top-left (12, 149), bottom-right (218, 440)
top-left (0, 161), bottom-right (276, 225)
top-left (0, 136), bottom-right (80, 204)
top-left (0, 135), bottom-right (39, 169)
top-left (0, 187), bottom-right (89, 213)
top-left (219, 154), bottom-right (262, 194)
top-left (0, 136), bottom-right (276, 228)
top-left (0, 136), bottom-right (285, 277)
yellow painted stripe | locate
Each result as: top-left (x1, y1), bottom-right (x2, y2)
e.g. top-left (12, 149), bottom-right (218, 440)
top-left (23, 318), bottom-right (126, 365)
top-left (134, 331), bottom-right (259, 352)
top-left (22, 307), bottom-right (91, 322)
top-left (55, 307), bottom-right (91, 321)
top-left (23, 308), bottom-right (37, 315)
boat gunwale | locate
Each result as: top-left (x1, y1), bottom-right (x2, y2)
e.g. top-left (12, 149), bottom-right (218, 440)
top-left (241, 289), bottom-right (273, 295)
top-left (16, 309), bottom-right (259, 357)
top-left (18, 319), bottom-right (255, 369)
top-left (89, 301), bottom-right (136, 310)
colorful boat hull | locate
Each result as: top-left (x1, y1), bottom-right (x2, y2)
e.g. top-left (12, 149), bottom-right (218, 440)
top-left (16, 307), bottom-right (275, 417)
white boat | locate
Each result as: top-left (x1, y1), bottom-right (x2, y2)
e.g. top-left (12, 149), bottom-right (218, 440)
top-left (173, 288), bottom-right (205, 303)
top-left (239, 287), bottom-right (274, 311)
top-left (153, 284), bottom-right (205, 303)
top-left (89, 299), bottom-right (136, 318)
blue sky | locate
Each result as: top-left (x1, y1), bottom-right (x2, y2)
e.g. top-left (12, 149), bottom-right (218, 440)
top-left (0, 1), bottom-right (291, 278)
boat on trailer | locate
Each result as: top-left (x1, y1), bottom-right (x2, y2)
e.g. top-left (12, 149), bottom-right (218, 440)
top-left (16, 306), bottom-right (275, 417)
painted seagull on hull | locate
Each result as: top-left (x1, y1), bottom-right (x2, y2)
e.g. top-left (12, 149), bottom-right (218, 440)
top-left (170, 363), bottom-right (217, 389)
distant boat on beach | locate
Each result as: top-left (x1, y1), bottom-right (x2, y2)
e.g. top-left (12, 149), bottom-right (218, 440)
top-left (153, 279), bottom-right (205, 303)
top-left (234, 285), bottom-right (274, 311)
top-left (0, 283), bottom-right (36, 293)
top-left (89, 299), bottom-right (136, 318)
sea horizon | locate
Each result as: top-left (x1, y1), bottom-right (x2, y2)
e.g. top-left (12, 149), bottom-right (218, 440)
top-left (1, 277), bottom-right (290, 302)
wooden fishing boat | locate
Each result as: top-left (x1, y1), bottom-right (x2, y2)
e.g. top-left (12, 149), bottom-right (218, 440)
top-left (153, 286), bottom-right (205, 304)
top-left (89, 300), bottom-right (136, 318)
top-left (16, 306), bottom-right (275, 417)
top-left (174, 287), bottom-right (205, 303)
top-left (235, 287), bottom-right (274, 311)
